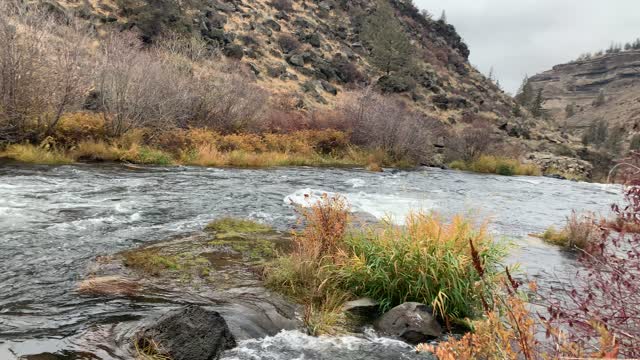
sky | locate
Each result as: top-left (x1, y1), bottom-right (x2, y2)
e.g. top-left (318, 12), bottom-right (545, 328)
top-left (414, 0), bottom-right (640, 94)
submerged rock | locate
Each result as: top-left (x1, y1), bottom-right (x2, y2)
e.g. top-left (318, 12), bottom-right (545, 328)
top-left (135, 305), bottom-right (236, 360)
top-left (374, 302), bottom-right (442, 344)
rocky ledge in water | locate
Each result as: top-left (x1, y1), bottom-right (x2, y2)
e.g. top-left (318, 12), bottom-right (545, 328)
top-left (73, 218), bottom-right (445, 359)
top-left (77, 218), bottom-right (300, 357)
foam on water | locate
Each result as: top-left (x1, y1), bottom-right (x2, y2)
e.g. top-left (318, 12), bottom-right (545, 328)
top-left (221, 329), bottom-right (431, 360)
top-left (284, 188), bottom-right (434, 224)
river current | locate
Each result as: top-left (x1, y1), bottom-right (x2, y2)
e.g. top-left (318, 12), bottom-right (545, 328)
top-left (0, 163), bottom-right (621, 359)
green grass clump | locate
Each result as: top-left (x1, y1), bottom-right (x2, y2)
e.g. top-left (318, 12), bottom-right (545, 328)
top-left (132, 147), bottom-right (173, 165)
top-left (122, 249), bottom-right (180, 275)
top-left (449, 155), bottom-right (541, 176)
top-left (336, 213), bottom-right (506, 319)
top-left (0, 144), bottom-right (74, 165)
top-left (205, 218), bottom-right (273, 234)
top-left (264, 195), bottom-right (506, 333)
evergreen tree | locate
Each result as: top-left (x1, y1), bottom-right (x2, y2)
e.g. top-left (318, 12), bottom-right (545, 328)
top-left (530, 88), bottom-right (546, 118)
top-left (362, 1), bottom-right (413, 75)
top-left (515, 75), bottom-right (534, 108)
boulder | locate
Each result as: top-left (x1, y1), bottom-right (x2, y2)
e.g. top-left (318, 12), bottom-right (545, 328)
top-left (288, 54), bottom-right (305, 67)
top-left (135, 305), bottom-right (236, 360)
top-left (374, 302), bottom-right (442, 344)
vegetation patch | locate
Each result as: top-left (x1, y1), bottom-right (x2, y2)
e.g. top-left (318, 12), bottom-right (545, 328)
top-left (264, 194), bottom-right (507, 334)
top-left (122, 249), bottom-right (181, 276)
top-left (0, 144), bottom-right (74, 165)
top-left (205, 218), bottom-right (274, 234)
top-left (450, 155), bottom-right (541, 176)
top-left (534, 211), bottom-right (601, 250)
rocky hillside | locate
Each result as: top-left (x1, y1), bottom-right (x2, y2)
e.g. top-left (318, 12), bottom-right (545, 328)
top-left (528, 50), bottom-right (640, 140)
top-left (44, 0), bottom-right (518, 123)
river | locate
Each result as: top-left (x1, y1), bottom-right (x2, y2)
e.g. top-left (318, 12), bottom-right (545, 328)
top-left (0, 162), bottom-right (621, 359)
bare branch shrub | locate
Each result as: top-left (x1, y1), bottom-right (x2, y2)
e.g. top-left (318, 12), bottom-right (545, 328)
top-left (0, 4), bottom-right (91, 142)
top-left (188, 72), bottom-right (268, 133)
top-left (341, 89), bottom-right (443, 163)
top-left (446, 120), bottom-right (496, 162)
top-left (97, 32), bottom-right (193, 137)
top-left (277, 34), bottom-right (301, 54)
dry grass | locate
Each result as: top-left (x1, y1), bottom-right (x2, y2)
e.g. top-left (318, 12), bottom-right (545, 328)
top-left (0, 144), bottom-right (74, 164)
top-left (450, 155), bottom-right (541, 176)
top-left (416, 282), bottom-right (618, 360)
top-left (2, 126), bottom-right (406, 168)
top-left (537, 212), bottom-right (602, 250)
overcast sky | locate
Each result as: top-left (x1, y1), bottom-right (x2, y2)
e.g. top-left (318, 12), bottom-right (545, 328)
top-left (414, 0), bottom-right (640, 94)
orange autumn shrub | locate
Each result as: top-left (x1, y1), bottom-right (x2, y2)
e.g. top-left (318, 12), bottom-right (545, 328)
top-left (54, 112), bottom-right (106, 146)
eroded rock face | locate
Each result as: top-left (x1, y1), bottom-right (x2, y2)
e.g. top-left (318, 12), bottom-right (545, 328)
top-left (528, 50), bottom-right (640, 135)
top-left (526, 152), bottom-right (593, 179)
top-left (135, 305), bottom-right (236, 360)
top-left (374, 302), bottom-right (442, 344)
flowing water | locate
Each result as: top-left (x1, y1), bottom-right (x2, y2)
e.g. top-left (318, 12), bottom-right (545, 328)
top-left (0, 162), bottom-right (621, 359)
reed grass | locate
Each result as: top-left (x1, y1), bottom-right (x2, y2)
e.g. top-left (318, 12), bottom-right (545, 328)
top-left (265, 195), bottom-right (507, 333)
top-left (338, 213), bottom-right (506, 319)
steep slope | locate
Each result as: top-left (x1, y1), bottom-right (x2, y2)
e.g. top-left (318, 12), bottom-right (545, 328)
top-left (47, 0), bottom-right (516, 123)
top-left (528, 50), bottom-right (640, 137)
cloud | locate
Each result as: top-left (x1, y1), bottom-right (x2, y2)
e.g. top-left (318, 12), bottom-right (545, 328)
top-left (414, 0), bottom-right (640, 93)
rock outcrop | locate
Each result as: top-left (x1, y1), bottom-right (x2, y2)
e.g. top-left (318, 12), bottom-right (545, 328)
top-left (374, 302), bottom-right (442, 344)
top-left (135, 305), bottom-right (236, 360)
top-left (528, 50), bottom-right (640, 140)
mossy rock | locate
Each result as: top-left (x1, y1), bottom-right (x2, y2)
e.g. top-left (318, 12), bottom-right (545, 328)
top-left (205, 218), bottom-right (274, 234)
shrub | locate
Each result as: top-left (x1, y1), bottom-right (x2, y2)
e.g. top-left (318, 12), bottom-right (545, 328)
top-left (342, 89), bottom-right (443, 164)
top-left (538, 212), bottom-right (601, 250)
top-left (277, 34), bottom-right (301, 53)
top-left (450, 156), bottom-right (541, 176)
top-left (337, 213), bottom-right (506, 319)
top-left (446, 121), bottom-right (495, 162)
top-left (54, 112), bottom-right (106, 146)
top-left (543, 160), bottom-right (640, 357)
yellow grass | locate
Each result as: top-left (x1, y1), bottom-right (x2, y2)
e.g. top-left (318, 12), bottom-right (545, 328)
top-left (450, 155), bottom-right (541, 176)
top-left (0, 144), bottom-right (74, 164)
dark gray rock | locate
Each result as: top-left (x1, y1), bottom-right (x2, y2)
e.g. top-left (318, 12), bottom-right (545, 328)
top-left (288, 54), bottom-right (305, 67)
top-left (374, 302), bottom-right (442, 344)
top-left (320, 80), bottom-right (338, 95)
top-left (223, 44), bottom-right (244, 60)
top-left (263, 19), bottom-right (281, 32)
top-left (135, 305), bottom-right (236, 360)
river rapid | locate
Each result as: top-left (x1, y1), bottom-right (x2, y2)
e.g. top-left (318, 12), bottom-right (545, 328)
top-left (0, 162), bottom-right (621, 359)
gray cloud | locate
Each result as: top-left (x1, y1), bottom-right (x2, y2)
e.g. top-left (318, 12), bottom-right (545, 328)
top-left (414, 0), bottom-right (640, 94)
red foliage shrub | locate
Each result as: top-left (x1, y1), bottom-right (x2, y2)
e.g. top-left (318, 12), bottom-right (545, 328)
top-left (543, 152), bottom-right (640, 357)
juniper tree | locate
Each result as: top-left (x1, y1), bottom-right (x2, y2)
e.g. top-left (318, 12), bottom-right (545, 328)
top-left (515, 75), bottom-right (534, 108)
top-left (530, 88), bottom-right (546, 118)
top-left (361, 1), bottom-right (412, 75)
